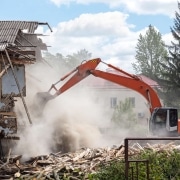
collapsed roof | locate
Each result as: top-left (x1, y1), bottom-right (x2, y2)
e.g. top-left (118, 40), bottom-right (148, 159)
top-left (0, 21), bottom-right (52, 63)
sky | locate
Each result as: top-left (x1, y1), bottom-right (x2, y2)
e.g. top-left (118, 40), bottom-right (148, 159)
top-left (1, 0), bottom-right (179, 73)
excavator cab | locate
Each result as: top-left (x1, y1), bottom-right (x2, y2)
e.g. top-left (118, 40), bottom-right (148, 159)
top-left (149, 107), bottom-right (179, 136)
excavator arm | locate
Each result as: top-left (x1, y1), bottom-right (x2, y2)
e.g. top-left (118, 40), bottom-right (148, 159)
top-left (46, 58), bottom-right (161, 113)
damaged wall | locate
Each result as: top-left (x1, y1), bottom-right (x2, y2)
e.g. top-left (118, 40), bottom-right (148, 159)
top-left (0, 21), bottom-right (51, 142)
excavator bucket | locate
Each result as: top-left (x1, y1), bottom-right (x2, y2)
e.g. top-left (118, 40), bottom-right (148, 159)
top-left (31, 92), bottom-right (55, 117)
top-left (36, 91), bottom-right (55, 104)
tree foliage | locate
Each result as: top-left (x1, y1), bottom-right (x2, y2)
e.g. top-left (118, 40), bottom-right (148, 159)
top-left (90, 149), bottom-right (180, 180)
top-left (111, 98), bottom-right (137, 128)
top-left (155, 2), bottom-right (180, 107)
top-left (43, 49), bottom-right (92, 71)
top-left (65, 49), bottom-right (92, 69)
top-left (111, 98), bottom-right (147, 135)
top-left (132, 25), bottom-right (168, 81)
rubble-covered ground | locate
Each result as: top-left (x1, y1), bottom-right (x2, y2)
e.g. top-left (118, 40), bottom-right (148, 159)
top-left (0, 141), bottom-right (180, 180)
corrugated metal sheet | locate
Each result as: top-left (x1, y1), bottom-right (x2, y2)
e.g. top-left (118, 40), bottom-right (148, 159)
top-left (0, 21), bottom-right (39, 51)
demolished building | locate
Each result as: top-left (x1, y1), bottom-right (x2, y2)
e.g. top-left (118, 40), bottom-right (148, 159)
top-left (0, 21), bottom-right (51, 156)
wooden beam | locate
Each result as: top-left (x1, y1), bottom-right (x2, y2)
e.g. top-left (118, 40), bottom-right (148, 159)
top-left (7, 50), bottom-right (36, 56)
top-left (11, 59), bottom-right (35, 65)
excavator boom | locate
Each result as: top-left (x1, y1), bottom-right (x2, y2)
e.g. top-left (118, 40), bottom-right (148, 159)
top-left (49, 58), bottom-right (161, 113)
top-left (36, 58), bottom-right (161, 112)
top-left (89, 69), bottom-right (161, 113)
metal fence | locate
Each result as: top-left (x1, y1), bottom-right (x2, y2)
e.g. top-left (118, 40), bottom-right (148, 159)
top-left (124, 137), bottom-right (180, 180)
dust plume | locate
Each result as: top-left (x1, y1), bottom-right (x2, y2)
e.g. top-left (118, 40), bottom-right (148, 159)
top-left (13, 60), bottom-right (142, 160)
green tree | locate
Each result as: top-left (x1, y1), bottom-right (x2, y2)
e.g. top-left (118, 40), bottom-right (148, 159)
top-left (111, 98), bottom-right (147, 135)
top-left (65, 49), bottom-right (92, 69)
top-left (155, 2), bottom-right (180, 107)
top-left (43, 49), bottom-right (92, 72)
top-left (42, 51), bottom-right (66, 72)
top-left (111, 98), bottom-right (137, 129)
top-left (132, 25), bottom-right (168, 81)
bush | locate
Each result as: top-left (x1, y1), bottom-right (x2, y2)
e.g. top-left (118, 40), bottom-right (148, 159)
top-left (89, 149), bottom-right (180, 180)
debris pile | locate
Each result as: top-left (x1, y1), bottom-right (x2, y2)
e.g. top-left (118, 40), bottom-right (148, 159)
top-left (0, 142), bottom-right (180, 179)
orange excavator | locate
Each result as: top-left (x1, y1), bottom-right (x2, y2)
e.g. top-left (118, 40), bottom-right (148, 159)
top-left (35, 58), bottom-right (180, 137)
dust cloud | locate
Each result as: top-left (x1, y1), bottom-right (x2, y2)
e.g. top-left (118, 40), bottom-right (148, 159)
top-left (13, 60), bottom-right (136, 160)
